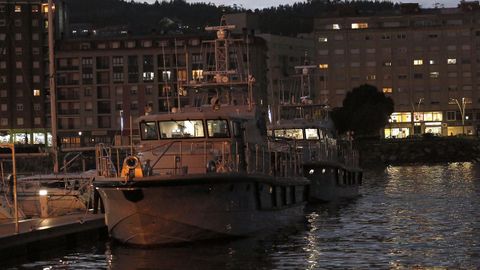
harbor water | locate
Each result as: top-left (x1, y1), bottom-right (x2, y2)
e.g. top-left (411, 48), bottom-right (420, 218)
top-left (6, 162), bottom-right (480, 269)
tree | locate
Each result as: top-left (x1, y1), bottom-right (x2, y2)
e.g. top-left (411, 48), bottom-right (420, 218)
top-left (331, 84), bottom-right (394, 137)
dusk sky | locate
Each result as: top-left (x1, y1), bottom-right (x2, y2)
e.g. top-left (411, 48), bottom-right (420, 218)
top-left (143, 0), bottom-right (460, 9)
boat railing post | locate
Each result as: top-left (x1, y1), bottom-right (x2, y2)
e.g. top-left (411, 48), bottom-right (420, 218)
top-left (178, 141), bottom-right (183, 174)
top-left (274, 151), bottom-right (278, 176)
top-left (204, 140), bottom-right (207, 173)
top-left (246, 143), bottom-right (250, 173)
top-left (235, 142), bottom-right (239, 172)
top-left (262, 145), bottom-right (265, 174)
top-left (255, 144), bottom-right (259, 173)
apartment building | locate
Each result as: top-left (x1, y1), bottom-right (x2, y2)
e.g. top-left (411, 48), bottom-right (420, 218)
top-left (0, 0), bottom-right (66, 145)
top-left (54, 34), bottom-right (267, 148)
top-left (314, 2), bottom-right (480, 137)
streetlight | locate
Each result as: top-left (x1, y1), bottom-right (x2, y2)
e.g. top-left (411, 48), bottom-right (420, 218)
top-left (411, 98), bottom-right (424, 135)
top-left (450, 97), bottom-right (466, 135)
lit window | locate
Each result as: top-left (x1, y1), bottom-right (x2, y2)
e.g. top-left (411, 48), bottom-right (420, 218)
top-left (366, 74), bottom-right (376, 80)
top-left (430, 72), bottom-right (439, 78)
top-left (447, 58), bottom-right (456, 64)
top-left (33, 89), bottom-right (41, 96)
top-left (142, 72), bottom-right (154, 81)
top-left (177, 70), bottom-right (187, 81)
top-left (383, 61), bottom-right (392, 67)
top-left (319, 64), bottom-right (328, 69)
top-left (413, 59), bottom-right (423, 65)
top-left (162, 71), bottom-right (171, 81)
top-left (31, 5), bottom-right (39, 12)
top-left (383, 87), bottom-right (393, 93)
top-left (351, 23), bottom-right (368, 29)
top-left (429, 60), bottom-right (437, 65)
top-left (14, 5), bottom-right (21, 12)
top-left (332, 24), bottom-right (340, 30)
top-left (318, 37), bottom-right (328, 42)
top-left (41, 4), bottom-right (54, 13)
top-left (192, 69), bottom-right (203, 80)
top-left (274, 129), bottom-right (303, 139)
top-left (159, 120), bottom-right (205, 139)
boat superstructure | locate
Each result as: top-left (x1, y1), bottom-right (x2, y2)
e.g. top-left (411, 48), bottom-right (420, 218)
top-left (94, 17), bottom-right (309, 246)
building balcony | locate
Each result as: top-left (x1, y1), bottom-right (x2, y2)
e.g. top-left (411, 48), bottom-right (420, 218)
top-left (57, 66), bottom-right (80, 71)
top-left (58, 109), bottom-right (80, 115)
top-left (57, 79), bottom-right (80, 86)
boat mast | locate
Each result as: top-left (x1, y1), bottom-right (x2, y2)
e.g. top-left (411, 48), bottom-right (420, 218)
top-left (48, 0), bottom-right (59, 173)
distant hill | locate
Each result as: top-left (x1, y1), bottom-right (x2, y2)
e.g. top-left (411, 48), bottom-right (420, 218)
top-left (65, 0), bottom-right (397, 36)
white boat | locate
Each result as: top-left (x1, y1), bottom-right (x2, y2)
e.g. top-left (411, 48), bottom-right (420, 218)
top-left (93, 17), bottom-right (309, 246)
top-left (0, 171), bottom-right (95, 220)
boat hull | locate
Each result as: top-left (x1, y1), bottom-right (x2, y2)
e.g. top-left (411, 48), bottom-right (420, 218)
top-left (95, 174), bottom-right (307, 245)
top-left (304, 162), bottom-right (362, 202)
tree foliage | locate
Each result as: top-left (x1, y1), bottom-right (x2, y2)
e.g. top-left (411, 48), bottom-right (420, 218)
top-left (64, 0), bottom-right (396, 36)
top-left (331, 84), bottom-right (394, 137)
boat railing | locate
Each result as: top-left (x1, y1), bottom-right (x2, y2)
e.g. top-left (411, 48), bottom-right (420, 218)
top-left (95, 144), bottom-right (118, 177)
top-left (143, 139), bottom-right (303, 178)
top-left (336, 142), bottom-right (360, 168)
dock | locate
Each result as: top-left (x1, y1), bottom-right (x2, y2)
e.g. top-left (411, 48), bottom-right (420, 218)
top-left (0, 213), bottom-right (106, 260)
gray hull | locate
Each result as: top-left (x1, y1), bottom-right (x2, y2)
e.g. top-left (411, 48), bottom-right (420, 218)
top-left (304, 162), bottom-right (362, 202)
top-left (96, 174), bottom-right (307, 245)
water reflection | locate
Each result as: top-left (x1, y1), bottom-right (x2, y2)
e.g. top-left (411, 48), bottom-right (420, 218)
top-left (9, 162), bottom-right (480, 269)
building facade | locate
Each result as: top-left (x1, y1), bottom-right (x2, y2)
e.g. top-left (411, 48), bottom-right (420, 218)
top-left (314, 2), bottom-right (480, 137)
top-left (0, 0), bottom-right (66, 145)
top-left (54, 34), bottom-right (267, 148)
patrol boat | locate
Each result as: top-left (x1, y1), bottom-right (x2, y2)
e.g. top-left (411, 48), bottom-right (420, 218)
top-left (93, 18), bottom-right (308, 245)
top-left (268, 58), bottom-right (362, 202)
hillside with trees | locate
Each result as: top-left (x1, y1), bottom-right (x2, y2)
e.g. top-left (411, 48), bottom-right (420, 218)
top-left (65, 0), bottom-right (397, 36)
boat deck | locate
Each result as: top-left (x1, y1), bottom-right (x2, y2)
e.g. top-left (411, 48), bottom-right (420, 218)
top-left (0, 213), bottom-right (106, 258)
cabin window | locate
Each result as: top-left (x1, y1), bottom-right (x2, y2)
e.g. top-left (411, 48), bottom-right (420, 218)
top-left (140, 121), bottom-right (158, 140)
top-left (274, 129), bottom-right (303, 139)
top-left (159, 120), bottom-right (204, 139)
top-left (305, 128), bottom-right (319, 140)
top-left (207, 119), bottom-right (230, 138)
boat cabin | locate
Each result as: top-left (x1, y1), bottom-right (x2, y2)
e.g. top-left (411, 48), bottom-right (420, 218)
top-left (131, 106), bottom-right (270, 177)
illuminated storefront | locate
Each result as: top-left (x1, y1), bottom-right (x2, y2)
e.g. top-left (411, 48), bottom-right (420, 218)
top-left (0, 130), bottom-right (51, 145)
top-left (384, 111), bottom-right (444, 138)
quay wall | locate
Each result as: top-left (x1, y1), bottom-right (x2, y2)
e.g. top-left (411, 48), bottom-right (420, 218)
top-left (355, 137), bottom-right (480, 166)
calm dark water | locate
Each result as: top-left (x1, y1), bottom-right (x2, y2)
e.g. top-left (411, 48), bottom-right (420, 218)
top-left (7, 162), bottom-right (480, 269)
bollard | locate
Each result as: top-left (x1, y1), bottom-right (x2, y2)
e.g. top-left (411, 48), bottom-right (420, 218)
top-left (39, 189), bottom-right (49, 218)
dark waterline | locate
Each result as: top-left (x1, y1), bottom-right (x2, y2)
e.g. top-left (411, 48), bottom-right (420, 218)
top-left (6, 162), bottom-right (480, 269)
